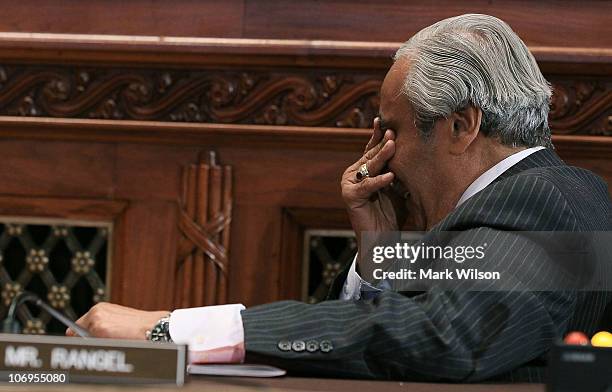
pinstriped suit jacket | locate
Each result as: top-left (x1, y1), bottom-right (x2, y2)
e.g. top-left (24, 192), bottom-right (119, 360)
top-left (241, 148), bottom-right (612, 382)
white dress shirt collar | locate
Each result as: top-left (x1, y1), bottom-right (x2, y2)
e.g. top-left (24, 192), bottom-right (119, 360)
top-left (456, 146), bottom-right (545, 207)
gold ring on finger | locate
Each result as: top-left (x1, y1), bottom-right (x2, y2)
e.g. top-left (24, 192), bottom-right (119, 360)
top-left (356, 163), bottom-right (370, 182)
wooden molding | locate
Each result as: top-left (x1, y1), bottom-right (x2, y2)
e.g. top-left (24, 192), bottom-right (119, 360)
top-left (0, 116), bottom-right (370, 150)
top-left (0, 53), bottom-right (607, 133)
top-left (0, 116), bottom-right (610, 157)
top-left (0, 0), bottom-right (610, 50)
top-left (0, 195), bottom-right (127, 222)
top-left (0, 33), bottom-right (610, 70)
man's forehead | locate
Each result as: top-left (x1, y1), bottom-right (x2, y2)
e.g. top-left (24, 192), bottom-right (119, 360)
top-left (380, 57), bottom-right (411, 123)
top-left (381, 58), bottom-right (410, 102)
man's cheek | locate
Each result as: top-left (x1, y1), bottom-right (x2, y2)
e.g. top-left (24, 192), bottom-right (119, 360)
top-left (388, 155), bottom-right (408, 181)
top-left (387, 155), bottom-right (398, 173)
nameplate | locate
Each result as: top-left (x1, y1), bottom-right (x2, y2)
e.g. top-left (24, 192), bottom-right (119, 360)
top-left (0, 333), bottom-right (186, 385)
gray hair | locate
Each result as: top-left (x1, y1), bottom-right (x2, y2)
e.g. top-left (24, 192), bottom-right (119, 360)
top-left (394, 14), bottom-right (553, 148)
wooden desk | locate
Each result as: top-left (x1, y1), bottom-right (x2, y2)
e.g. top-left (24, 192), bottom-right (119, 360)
top-left (0, 376), bottom-right (545, 392)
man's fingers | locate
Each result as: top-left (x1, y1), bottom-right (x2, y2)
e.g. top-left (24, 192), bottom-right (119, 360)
top-left (75, 312), bottom-right (91, 328)
top-left (365, 140), bottom-right (395, 177)
top-left (65, 320), bottom-right (87, 337)
top-left (343, 132), bottom-right (395, 185)
top-left (65, 310), bottom-right (92, 337)
top-left (364, 129), bottom-right (395, 161)
top-left (343, 128), bottom-right (395, 178)
top-left (354, 172), bottom-right (395, 198)
top-left (364, 117), bottom-right (383, 154)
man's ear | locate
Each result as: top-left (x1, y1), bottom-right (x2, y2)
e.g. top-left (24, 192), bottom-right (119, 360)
top-left (447, 106), bottom-right (482, 155)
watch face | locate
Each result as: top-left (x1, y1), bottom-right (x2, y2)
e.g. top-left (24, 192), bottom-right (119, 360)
top-left (150, 318), bottom-right (171, 342)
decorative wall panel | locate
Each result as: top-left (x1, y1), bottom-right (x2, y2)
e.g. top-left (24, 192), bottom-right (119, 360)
top-left (549, 79), bottom-right (612, 135)
top-left (0, 36), bottom-right (609, 311)
top-left (0, 65), bottom-right (382, 129)
top-left (303, 230), bottom-right (356, 303)
top-left (175, 152), bottom-right (232, 308)
top-left (0, 64), bottom-right (609, 135)
top-left (0, 219), bottom-right (110, 335)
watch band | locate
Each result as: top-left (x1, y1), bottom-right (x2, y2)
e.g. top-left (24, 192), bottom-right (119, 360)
top-left (146, 313), bottom-right (172, 342)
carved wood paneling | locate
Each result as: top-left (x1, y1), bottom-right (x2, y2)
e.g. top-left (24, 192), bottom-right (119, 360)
top-left (0, 121), bottom-right (610, 309)
top-left (0, 36), bottom-right (610, 310)
top-left (0, 64), bottom-right (610, 134)
top-left (549, 79), bottom-right (612, 135)
top-left (175, 152), bottom-right (232, 307)
top-left (0, 65), bottom-right (382, 129)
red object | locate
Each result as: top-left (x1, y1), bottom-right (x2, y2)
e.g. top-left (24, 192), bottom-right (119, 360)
top-left (564, 331), bottom-right (590, 346)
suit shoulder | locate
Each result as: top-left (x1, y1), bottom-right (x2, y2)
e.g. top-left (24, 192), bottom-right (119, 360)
top-left (441, 170), bottom-right (578, 231)
top-left (514, 165), bottom-right (612, 229)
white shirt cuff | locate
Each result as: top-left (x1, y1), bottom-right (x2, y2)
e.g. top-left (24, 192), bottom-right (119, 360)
top-left (341, 253), bottom-right (382, 300)
top-left (169, 304), bottom-right (246, 363)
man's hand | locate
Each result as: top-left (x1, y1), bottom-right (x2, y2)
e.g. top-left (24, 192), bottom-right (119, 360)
top-left (341, 117), bottom-right (408, 249)
top-left (66, 302), bottom-right (169, 340)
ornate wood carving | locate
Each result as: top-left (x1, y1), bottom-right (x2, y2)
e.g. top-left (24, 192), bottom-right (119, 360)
top-left (0, 65), bottom-right (382, 129)
top-left (175, 151), bottom-right (232, 307)
top-left (549, 79), bottom-right (612, 135)
top-left (0, 64), bottom-right (609, 134)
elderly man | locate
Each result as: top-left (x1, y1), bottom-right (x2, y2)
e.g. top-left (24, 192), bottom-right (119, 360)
top-left (68, 14), bottom-right (612, 382)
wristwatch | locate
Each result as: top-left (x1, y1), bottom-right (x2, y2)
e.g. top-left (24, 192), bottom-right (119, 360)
top-left (145, 314), bottom-right (173, 342)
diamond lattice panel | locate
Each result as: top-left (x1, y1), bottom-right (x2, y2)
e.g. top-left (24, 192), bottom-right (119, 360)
top-left (0, 219), bottom-right (110, 335)
top-left (304, 230), bottom-right (356, 303)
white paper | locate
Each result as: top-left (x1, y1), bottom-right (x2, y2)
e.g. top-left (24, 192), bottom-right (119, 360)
top-left (188, 364), bottom-right (286, 378)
